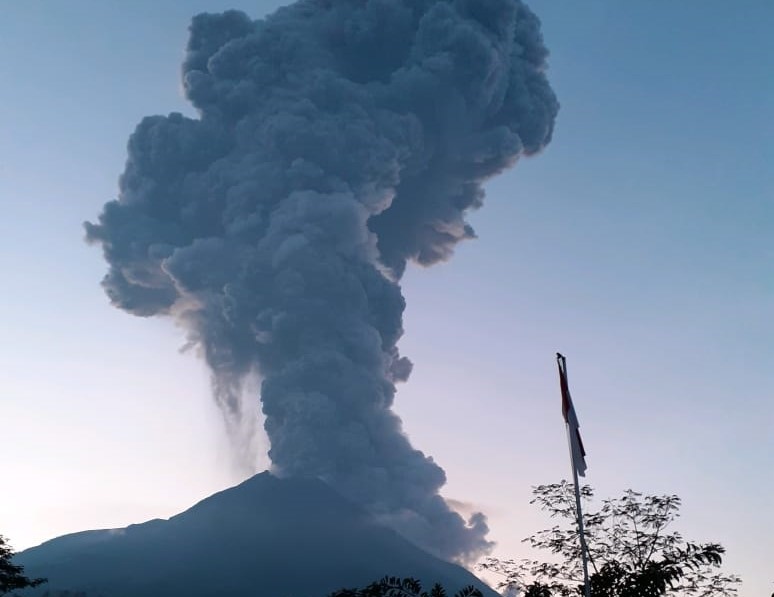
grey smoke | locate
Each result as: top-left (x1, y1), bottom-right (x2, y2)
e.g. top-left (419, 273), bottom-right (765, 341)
top-left (86, 0), bottom-right (557, 564)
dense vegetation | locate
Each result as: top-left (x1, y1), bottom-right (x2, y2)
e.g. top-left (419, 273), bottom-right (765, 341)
top-left (480, 482), bottom-right (740, 597)
top-left (329, 576), bottom-right (483, 597)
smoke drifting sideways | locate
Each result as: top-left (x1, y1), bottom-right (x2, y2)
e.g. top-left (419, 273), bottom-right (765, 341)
top-left (85, 0), bottom-right (557, 564)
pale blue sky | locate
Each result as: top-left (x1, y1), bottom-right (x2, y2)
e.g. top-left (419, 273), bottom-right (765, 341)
top-left (1, 2), bottom-right (771, 595)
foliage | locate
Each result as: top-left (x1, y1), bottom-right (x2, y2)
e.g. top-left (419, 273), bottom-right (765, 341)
top-left (329, 576), bottom-right (483, 597)
top-left (0, 534), bottom-right (46, 596)
top-left (479, 482), bottom-right (740, 597)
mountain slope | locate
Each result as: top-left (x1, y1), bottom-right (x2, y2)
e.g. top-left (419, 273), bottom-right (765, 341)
top-left (17, 472), bottom-right (498, 597)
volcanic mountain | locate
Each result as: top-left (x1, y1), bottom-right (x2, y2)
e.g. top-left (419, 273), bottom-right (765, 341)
top-left (16, 473), bottom-right (498, 597)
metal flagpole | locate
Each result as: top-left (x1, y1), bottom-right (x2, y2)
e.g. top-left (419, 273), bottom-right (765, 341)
top-left (569, 430), bottom-right (592, 597)
top-left (557, 353), bottom-right (592, 597)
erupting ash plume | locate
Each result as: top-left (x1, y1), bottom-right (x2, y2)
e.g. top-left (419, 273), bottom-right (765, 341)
top-left (86, 0), bottom-right (557, 564)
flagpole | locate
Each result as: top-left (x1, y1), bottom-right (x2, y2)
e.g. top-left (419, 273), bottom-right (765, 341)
top-left (557, 353), bottom-right (592, 597)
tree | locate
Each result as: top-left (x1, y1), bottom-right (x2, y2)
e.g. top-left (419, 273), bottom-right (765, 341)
top-left (479, 482), bottom-right (740, 597)
top-left (329, 576), bottom-right (483, 597)
top-left (0, 534), bottom-right (46, 596)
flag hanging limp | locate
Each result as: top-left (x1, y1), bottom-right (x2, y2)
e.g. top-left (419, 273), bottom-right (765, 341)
top-left (557, 353), bottom-right (587, 477)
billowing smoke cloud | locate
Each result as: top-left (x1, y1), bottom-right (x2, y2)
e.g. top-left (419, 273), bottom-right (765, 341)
top-left (86, 0), bottom-right (557, 564)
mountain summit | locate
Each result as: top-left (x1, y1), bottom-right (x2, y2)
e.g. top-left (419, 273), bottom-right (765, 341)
top-left (17, 473), bottom-right (498, 597)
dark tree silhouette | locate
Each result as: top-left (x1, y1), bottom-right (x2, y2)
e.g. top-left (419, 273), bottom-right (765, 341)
top-left (479, 482), bottom-right (740, 597)
top-left (329, 576), bottom-right (483, 597)
top-left (0, 534), bottom-right (46, 596)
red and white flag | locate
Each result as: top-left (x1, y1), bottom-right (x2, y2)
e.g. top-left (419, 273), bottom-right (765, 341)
top-left (557, 354), bottom-right (587, 477)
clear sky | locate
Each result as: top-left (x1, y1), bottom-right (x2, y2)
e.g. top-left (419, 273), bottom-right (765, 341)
top-left (1, 1), bottom-right (771, 596)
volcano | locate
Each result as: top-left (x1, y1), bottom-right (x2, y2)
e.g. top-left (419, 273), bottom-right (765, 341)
top-left (16, 473), bottom-right (498, 597)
